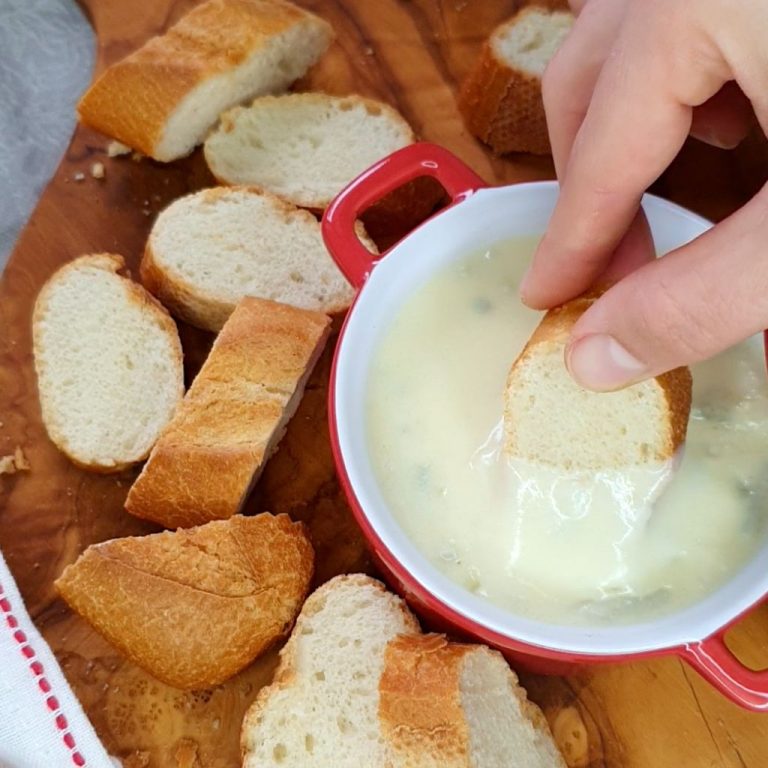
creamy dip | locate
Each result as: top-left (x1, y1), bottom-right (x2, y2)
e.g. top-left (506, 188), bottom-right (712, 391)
top-left (366, 237), bottom-right (768, 625)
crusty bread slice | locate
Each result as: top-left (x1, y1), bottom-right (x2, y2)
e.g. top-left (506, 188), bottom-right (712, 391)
top-left (458, 6), bottom-right (573, 155)
top-left (241, 575), bottom-right (566, 768)
top-left (204, 93), bottom-right (414, 208)
top-left (141, 186), bottom-right (366, 332)
top-left (55, 513), bottom-right (313, 690)
top-left (32, 254), bottom-right (183, 472)
top-left (380, 634), bottom-right (566, 768)
top-left (241, 575), bottom-right (420, 767)
top-left (125, 297), bottom-right (330, 528)
top-left (504, 296), bottom-right (692, 470)
top-left (77, 0), bottom-right (333, 161)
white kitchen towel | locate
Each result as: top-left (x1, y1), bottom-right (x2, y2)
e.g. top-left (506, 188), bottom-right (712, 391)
top-left (0, 550), bottom-right (115, 768)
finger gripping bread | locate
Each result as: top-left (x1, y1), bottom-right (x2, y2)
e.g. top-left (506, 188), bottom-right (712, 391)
top-left (125, 296), bottom-right (331, 528)
top-left (204, 92), bottom-right (414, 209)
top-left (77, 0), bottom-right (334, 161)
top-left (55, 514), bottom-right (313, 690)
top-left (504, 295), bottom-right (693, 470)
top-left (458, 6), bottom-right (574, 155)
top-left (32, 254), bottom-right (184, 471)
top-left (141, 187), bottom-right (365, 332)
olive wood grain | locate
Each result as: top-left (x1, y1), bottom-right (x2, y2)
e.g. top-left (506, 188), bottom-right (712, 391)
top-left (1, 1), bottom-right (767, 765)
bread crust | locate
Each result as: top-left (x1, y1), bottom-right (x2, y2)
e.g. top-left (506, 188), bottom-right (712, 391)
top-left (380, 634), bottom-right (472, 767)
top-left (125, 296), bottom-right (331, 528)
top-left (55, 513), bottom-right (314, 689)
top-left (240, 574), bottom-right (421, 763)
top-left (458, 7), bottom-right (572, 155)
top-left (141, 186), bottom-right (366, 331)
top-left (380, 634), bottom-right (566, 768)
top-left (507, 294), bottom-right (693, 462)
top-left (77, 0), bottom-right (333, 160)
top-left (32, 253), bottom-right (184, 472)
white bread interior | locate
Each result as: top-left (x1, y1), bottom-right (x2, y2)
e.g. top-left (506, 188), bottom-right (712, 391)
top-left (241, 575), bottom-right (419, 767)
top-left (32, 254), bottom-right (183, 471)
top-left (204, 93), bottom-right (414, 208)
top-left (141, 186), bottom-right (366, 331)
top-left (492, 8), bottom-right (573, 76)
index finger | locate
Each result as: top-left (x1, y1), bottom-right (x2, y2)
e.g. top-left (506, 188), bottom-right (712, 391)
top-left (522, 11), bottom-right (726, 309)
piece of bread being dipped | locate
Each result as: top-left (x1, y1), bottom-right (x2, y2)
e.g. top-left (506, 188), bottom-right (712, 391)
top-left (504, 295), bottom-right (692, 471)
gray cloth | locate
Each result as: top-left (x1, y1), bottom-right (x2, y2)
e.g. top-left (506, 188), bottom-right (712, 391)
top-left (0, 0), bottom-right (94, 270)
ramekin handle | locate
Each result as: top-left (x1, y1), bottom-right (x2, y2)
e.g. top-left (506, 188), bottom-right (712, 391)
top-left (682, 633), bottom-right (768, 711)
top-left (322, 142), bottom-right (487, 289)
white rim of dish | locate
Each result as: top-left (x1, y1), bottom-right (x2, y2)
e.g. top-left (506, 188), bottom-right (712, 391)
top-left (334, 181), bottom-right (768, 656)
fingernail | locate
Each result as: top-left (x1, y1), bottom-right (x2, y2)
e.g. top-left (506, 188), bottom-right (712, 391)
top-left (694, 130), bottom-right (743, 150)
top-left (566, 334), bottom-right (647, 391)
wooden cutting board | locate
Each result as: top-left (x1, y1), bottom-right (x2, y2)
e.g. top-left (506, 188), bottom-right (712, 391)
top-left (2, 1), bottom-right (768, 766)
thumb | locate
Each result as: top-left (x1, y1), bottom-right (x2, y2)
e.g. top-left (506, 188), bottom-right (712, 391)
top-left (565, 187), bottom-right (768, 391)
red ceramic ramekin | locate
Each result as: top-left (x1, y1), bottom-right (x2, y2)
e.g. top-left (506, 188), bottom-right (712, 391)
top-left (321, 142), bottom-right (768, 711)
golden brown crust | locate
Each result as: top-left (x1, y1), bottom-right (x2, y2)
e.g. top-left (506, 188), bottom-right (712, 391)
top-left (380, 634), bottom-right (472, 767)
top-left (32, 253), bottom-right (184, 472)
top-left (656, 366), bottom-right (693, 454)
top-left (459, 43), bottom-right (549, 155)
top-left (78, 0), bottom-right (332, 160)
top-left (380, 634), bottom-right (566, 768)
top-left (510, 293), bottom-right (693, 460)
top-left (458, 7), bottom-right (571, 155)
top-left (55, 513), bottom-right (314, 690)
top-left (125, 296), bottom-right (331, 528)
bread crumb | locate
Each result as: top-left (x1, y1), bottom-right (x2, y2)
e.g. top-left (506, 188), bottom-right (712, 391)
top-left (73, 172), bottom-right (85, 182)
top-left (14, 446), bottom-right (30, 470)
top-left (0, 446), bottom-right (30, 475)
top-left (131, 151), bottom-right (144, 162)
top-left (107, 140), bottom-right (131, 157)
top-left (91, 161), bottom-right (105, 179)
top-left (173, 738), bottom-right (199, 768)
top-left (364, 46), bottom-right (374, 55)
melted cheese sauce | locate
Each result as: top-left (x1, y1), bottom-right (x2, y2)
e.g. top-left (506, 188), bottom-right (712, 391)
top-left (367, 237), bottom-right (768, 625)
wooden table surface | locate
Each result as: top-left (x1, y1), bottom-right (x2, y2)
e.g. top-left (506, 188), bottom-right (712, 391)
top-left (1, 1), bottom-right (768, 766)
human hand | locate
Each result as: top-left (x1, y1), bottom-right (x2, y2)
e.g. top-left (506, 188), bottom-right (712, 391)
top-left (520, 0), bottom-right (767, 391)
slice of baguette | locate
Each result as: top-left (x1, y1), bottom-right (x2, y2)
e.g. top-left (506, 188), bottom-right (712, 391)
top-left (241, 575), bottom-right (420, 767)
top-left (77, 0), bottom-right (333, 161)
top-left (141, 186), bottom-right (366, 332)
top-left (125, 297), bottom-right (330, 528)
top-left (32, 254), bottom-right (183, 472)
top-left (458, 6), bottom-right (573, 155)
top-left (204, 93), bottom-right (414, 209)
top-left (241, 575), bottom-right (566, 768)
top-left (504, 296), bottom-right (693, 470)
top-left (55, 513), bottom-right (313, 690)
top-left (380, 634), bottom-right (566, 768)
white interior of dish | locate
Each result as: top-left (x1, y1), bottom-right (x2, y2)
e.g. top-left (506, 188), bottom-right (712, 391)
top-left (334, 181), bottom-right (768, 655)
